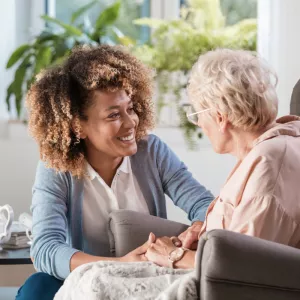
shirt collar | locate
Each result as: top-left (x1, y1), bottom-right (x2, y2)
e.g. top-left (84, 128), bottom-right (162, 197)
top-left (253, 115), bottom-right (300, 147)
top-left (118, 156), bottom-right (130, 174)
top-left (85, 157), bottom-right (130, 180)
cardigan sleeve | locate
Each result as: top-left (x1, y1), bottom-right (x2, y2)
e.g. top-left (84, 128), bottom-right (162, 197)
top-left (30, 160), bottom-right (79, 280)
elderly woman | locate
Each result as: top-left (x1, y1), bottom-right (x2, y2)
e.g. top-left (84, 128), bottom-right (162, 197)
top-left (145, 48), bottom-right (300, 269)
top-left (16, 45), bottom-right (213, 300)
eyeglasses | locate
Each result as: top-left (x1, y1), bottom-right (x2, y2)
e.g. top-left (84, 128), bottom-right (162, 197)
top-left (185, 106), bottom-right (211, 126)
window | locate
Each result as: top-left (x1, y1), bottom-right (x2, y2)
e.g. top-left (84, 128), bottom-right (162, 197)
top-left (220, 0), bottom-right (257, 25)
top-left (180, 0), bottom-right (257, 24)
top-left (47, 0), bottom-right (150, 43)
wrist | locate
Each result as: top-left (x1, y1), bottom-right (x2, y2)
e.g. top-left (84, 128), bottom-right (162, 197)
top-left (115, 256), bottom-right (124, 262)
top-left (173, 250), bottom-right (195, 269)
top-left (192, 221), bottom-right (203, 226)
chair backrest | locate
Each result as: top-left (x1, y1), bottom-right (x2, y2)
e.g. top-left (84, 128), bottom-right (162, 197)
top-left (290, 79), bottom-right (300, 115)
top-left (108, 210), bottom-right (189, 257)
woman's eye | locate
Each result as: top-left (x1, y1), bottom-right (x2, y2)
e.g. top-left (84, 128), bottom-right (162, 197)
top-left (108, 113), bottom-right (120, 119)
top-left (128, 107), bottom-right (135, 114)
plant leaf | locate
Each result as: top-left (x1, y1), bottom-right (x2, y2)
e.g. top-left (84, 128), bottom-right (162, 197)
top-left (110, 26), bottom-right (135, 46)
top-left (6, 44), bottom-right (30, 69)
top-left (41, 15), bottom-right (83, 36)
top-left (71, 0), bottom-right (98, 24)
top-left (5, 82), bottom-right (14, 112)
top-left (36, 31), bottom-right (60, 44)
top-left (14, 55), bottom-right (32, 118)
top-left (95, 1), bottom-right (120, 31)
top-left (26, 77), bottom-right (35, 91)
top-left (34, 46), bottom-right (52, 74)
top-left (6, 54), bottom-right (31, 118)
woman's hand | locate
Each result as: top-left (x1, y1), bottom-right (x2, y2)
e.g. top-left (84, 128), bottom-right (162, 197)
top-left (172, 221), bottom-right (203, 250)
top-left (145, 236), bottom-right (176, 267)
top-left (120, 232), bottom-right (156, 263)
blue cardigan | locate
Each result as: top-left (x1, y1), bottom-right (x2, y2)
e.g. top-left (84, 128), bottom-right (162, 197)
top-left (30, 134), bottom-right (214, 280)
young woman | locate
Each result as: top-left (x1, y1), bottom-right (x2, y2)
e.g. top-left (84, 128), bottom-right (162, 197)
top-left (15, 45), bottom-right (213, 300)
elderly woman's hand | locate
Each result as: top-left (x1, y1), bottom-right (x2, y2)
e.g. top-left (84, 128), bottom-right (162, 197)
top-left (172, 221), bottom-right (203, 250)
top-left (145, 235), bottom-right (176, 268)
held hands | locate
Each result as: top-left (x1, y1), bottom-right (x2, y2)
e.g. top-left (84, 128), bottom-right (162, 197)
top-left (120, 221), bottom-right (203, 267)
top-left (172, 221), bottom-right (203, 250)
top-left (144, 234), bottom-right (196, 269)
top-left (120, 233), bottom-right (175, 267)
top-left (145, 235), bottom-right (176, 268)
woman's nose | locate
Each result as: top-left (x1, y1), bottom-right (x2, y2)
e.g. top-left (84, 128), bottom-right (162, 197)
top-left (123, 113), bottom-right (137, 128)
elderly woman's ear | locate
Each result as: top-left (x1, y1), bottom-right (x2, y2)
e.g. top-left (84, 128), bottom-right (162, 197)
top-left (215, 111), bottom-right (230, 134)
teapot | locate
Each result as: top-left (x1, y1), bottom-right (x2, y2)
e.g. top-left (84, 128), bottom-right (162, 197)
top-left (0, 205), bottom-right (14, 250)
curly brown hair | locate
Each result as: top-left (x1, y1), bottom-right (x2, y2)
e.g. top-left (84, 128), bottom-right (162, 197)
top-left (26, 45), bottom-right (155, 177)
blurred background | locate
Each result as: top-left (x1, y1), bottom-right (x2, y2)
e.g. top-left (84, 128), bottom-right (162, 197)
top-left (0, 0), bottom-right (299, 225)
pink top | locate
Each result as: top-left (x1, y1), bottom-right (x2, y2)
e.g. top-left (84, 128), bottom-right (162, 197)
top-left (201, 116), bottom-right (300, 248)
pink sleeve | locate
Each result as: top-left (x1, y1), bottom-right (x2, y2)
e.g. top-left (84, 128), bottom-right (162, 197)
top-left (228, 195), bottom-right (297, 245)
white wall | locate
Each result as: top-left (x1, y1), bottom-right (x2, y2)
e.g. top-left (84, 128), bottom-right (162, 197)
top-left (0, 125), bottom-right (39, 217)
top-left (258, 0), bottom-right (300, 116)
top-left (0, 1), bottom-right (16, 120)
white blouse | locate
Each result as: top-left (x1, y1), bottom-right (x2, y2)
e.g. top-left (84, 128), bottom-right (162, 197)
top-left (82, 157), bottom-right (149, 256)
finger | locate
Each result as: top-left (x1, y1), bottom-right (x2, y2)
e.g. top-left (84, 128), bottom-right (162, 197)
top-left (178, 234), bottom-right (185, 242)
top-left (145, 245), bottom-right (161, 260)
top-left (145, 244), bottom-right (159, 260)
top-left (140, 254), bottom-right (148, 261)
top-left (189, 241), bottom-right (199, 250)
top-left (170, 236), bottom-right (182, 247)
top-left (178, 230), bottom-right (187, 240)
top-left (135, 238), bottom-right (153, 255)
top-left (156, 237), bottom-right (170, 245)
top-left (182, 231), bottom-right (199, 249)
top-left (146, 245), bottom-right (170, 267)
top-left (148, 232), bottom-right (156, 243)
top-left (277, 115), bottom-right (299, 123)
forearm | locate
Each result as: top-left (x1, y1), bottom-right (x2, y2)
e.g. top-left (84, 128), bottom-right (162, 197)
top-left (192, 221), bottom-right (203, 226)
top-left (174, 250), bottom-right (196, 269)
top-left (70, 251), bottom-right (120, 271)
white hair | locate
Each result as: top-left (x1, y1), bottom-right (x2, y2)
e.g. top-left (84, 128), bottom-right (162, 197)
top-left (187, 49), bottom-right (278, 131)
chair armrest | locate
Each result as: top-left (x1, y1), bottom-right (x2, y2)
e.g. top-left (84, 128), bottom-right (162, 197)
top-left (195, 230), bottom-right (300, 300)
top-left (108, 210), bottom-right (189, 257)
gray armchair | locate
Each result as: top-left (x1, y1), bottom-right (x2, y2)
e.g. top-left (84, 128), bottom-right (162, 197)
top-left (291, 79), bottom-right (300, 116)
top-left (109, 210), bottom-right (300, 300)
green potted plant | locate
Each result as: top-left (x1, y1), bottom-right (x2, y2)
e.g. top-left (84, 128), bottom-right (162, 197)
top-left (5, 0), bottom-right (133, 121)
top-left (133, 0), bottom-right (257, 147)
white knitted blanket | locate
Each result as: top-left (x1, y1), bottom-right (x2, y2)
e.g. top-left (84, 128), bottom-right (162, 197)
top-left (54, 261), bottom-right (197, 300)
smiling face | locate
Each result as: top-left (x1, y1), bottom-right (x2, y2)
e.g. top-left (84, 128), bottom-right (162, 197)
top-left (79, 89), bottom-right (139, 160)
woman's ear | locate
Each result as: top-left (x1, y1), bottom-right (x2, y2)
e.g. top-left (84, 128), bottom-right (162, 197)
top-left (216, 111), bottom-right (229, 134)
top-left (79, 130), bottom-right (87, 139)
